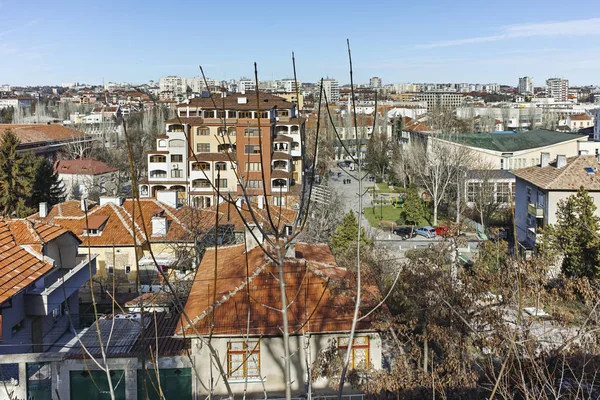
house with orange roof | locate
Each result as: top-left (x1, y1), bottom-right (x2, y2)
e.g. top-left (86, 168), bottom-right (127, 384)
top-left (175, 240), bottom-right (383, 397)
top-left (55, 158), bottom-right (120, 199)
top-left (0, 218), bottom-right (96, 354)
top-left (566, 113), bottom-right (593, 132)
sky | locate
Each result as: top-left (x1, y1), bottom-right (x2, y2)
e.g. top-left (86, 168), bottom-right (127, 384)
top-left (2, 0), bottom-right (600, 87)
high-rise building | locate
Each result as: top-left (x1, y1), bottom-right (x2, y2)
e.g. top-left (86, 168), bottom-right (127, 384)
top-left (546, 78), bottom-right (569, 102)
top-left (322, 79), bottom-right (340, 103)
top-left (369, 77), bottom-right (382, 88)
top-left (518, 77), bottom-right (534, 94)
top-left (140, 92), bottom-right (305, 208)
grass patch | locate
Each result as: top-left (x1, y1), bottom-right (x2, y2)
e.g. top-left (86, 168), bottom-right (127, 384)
top-left (363, 205), bottom-right (443, 229)
top-left (375, 182), bottom-right (406, 193)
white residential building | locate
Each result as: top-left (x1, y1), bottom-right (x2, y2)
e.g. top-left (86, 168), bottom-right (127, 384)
top-left (546, 78), bottom-right (569, 102)
top-left (369, 76), bottom-right (382, 88)
top-left (518, 77), bottom-right (534, 94)
top-left (322, 78), bottom-right (340, 102)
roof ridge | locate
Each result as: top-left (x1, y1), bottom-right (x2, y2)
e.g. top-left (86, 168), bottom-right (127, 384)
top-left (544, 156), bottom-right (581, 189)
top-left (26, 219), bottom-right (44, 244)
top-left (116, 201), bottom-right (147, 240)
top-left (151, 199), bottom-right (193, 235)
top-left (177, 254), bottom-right (270, 336)
top-left (107, 203), bottom-right (145, 244)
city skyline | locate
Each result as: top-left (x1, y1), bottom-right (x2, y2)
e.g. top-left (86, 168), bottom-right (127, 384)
top-left (1, 0), bottom-right (600, 86)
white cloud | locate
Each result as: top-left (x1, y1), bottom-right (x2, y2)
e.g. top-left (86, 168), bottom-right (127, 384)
top-left (416, 18), bottom-right (600, 49)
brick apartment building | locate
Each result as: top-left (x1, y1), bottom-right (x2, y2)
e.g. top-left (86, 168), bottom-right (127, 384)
top-left (140, 91), bottom-right (305, 208)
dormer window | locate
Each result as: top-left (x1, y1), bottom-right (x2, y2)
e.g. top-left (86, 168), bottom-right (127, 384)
top-left (82, 215), bottom-right (108, 236)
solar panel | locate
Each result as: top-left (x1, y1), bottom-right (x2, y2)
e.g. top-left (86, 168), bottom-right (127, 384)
top-left (585, 167), bottom-right (595, 175)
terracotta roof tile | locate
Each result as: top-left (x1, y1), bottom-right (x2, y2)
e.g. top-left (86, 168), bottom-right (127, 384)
top-left (570, 113), bottom-right (592, 121)
top-left (55, 159), bottom-right (117, 175)
top-left (0, 124), bottom-right (89, 145)
top-left (177, 92), bottom-right (293, 111)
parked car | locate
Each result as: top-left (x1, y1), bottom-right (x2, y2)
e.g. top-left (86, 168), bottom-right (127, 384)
top-left (393, 227), bottom-right (417, 240)
top-left (415, 226), bottom-right (437, 238)
top-left (435, 226), bottom-right (448, 236)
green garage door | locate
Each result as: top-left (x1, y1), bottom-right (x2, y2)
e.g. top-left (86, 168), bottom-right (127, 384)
top-left (137, 368), bottom-right (191, 400)
top-left (70, 370), bottom-right (126, 400)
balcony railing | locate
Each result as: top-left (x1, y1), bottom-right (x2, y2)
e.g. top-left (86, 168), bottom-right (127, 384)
top-left (528, 203), bottom-right (544, 218)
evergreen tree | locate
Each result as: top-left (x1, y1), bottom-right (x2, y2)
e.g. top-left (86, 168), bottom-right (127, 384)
top-left (402, 187), bottom-right (424, 226)
top-left (0, 130), bottom-right (36, 217)
top-left (31, 158), bottom-right (66, 206)
top-left (329, 210), bottom-right (371, 257)
top-left (542, 187), bottom-right (600, 279)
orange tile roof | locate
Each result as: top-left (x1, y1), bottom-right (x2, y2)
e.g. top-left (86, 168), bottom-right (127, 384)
top-left (55, 159), bottom-right (117, 175)
top-left (176, 243), bottom-right (379, 336)
top-left (0, 124), bottom-right (89, 145)
top-left (0, 220), bottom-right (60, 305)
top-left (28, 199), bottom-right (219, 246)
top-left (570, 113), bottom-right (592, 121)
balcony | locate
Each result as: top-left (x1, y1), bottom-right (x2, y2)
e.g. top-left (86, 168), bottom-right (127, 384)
top-left (25, 255), bottom-right (97, 316)
top-left (528, 203), bottom-right (544, 218)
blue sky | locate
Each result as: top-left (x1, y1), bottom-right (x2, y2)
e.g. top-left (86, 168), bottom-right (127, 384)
top-left (2, 0), bottom-right (600, 86)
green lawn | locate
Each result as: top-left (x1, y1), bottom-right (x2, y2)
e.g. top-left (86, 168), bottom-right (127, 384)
top-left (375, 182), bottom-right (405, 193)
top-left (363, 205), bottom-right (438, 229)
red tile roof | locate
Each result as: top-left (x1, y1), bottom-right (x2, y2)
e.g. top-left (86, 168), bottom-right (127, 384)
top-left (55, 159), bottom-right (118, 175)
top-left (0, 219), bottom-right (68, 305)
top-left (0, 124), bottom-right (89, 145)
top-left (570, 113), bottom-right (592, 121)
top-left (177, 92), bottom-right (293, 111)
top-left (176, 243), bottom-right (379, 336)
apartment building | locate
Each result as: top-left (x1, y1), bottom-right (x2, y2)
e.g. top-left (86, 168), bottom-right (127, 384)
top-left (141, 92), bottom-right (304, 208)
top-left (322, 78), bottom-right (340, 103)
top-left (546, 78), bottom-right (569, 102)
top-left (518, 76), bottom-right (534, 94)
top-left (415, 92), bottom-right (464, 110)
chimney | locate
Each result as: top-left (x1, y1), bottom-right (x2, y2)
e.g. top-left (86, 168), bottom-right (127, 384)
top-left (245, 223), bottom-right (264, 251)
top-left (151, 212), bottom-right (168, 236)
top-left (285, 242), bottom-right (296, 258)
top-left (556, 154), bottom-right (567, 168)
top-left (39, 202), bottom-right (48, 218)
top-left (257, 195), bottom-right (264, 210)
top-left (237, 97), bottom-right (248, 104)
top-left (156, 191), bottom-right (179, 208)
top-left (99, 196), bottom-right (124, 207)
top-left (540, 152), bottom-right (550, 167)
top-left (81, 198), bottom-right (88, 212)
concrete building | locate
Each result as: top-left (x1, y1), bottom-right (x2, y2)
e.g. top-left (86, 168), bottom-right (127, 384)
top-left (415, 92), bottom-right (464, 110)
top-left (140, 92), bottom-right (305, 209)
top-left (518, 76), bottom-right (534, 94)
top-left (546, 78), bottom-right (569, 102)
top-left (175, 241), bottom-right (382, 398)
top-left (55, 159), bottom-right (119, 199)
top-left (322, 78), bottom-right (340, 103)
top-left (566, 113), bottom-right (594, 132)
top-left (369, 76), bottom-right (382, 88)
top-left (0, 219), bottom-right (96, 355)
top-left (512, 154), bottom-right (600, 249)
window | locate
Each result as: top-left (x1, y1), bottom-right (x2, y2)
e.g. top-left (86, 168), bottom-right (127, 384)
top-left (216, 162), bottom-right (227, 171)
top-left (169, 139), bottom-right (185, 148)
top-left (467, 182), bottom-right (479, 203)
top-left (171, 169), bottom-right (182, 178)
top-left (12, 320), bottom-right (24, 335)
top-left (338, 336), bottom-right (369, 369)
top-left (158, 140), bottom-right (167, 148)
top-left (238, 111), bottom-right (252, 118)
top-left (192, 162), bottom-right (210, 171)
top-left (273, 196), bottom-right (285, 206)
top-left (228, 111), bottom-right (237, 118)
top-left (149, 155), bottom-right (166, 163)
top-left (245, 145), bottom-right (260, 154)
top-left (496, 182), bottom-right (510, 203)
top-left (125, 265), bottom-right (131, 274)
top-left (526, 187), bottom-right (532, 204)
top-left (245, 162), bottom-right (262, 172)
top-left (217, 111), bottom-right (226, 118)
top-left (228, 127), bottom-right (236, 135)
top-left (108, 266), bottom-right (114, 274)
top-left (204, 110), bottom-right (215, 118)
top-left (217, 179), bottom-right (227, 188)
top-left (83, 228), bottom-right (100, 236)
top-left (197, 143), bottom-right (210, 153)
top-left (260, 111), bottom-right (268, 119)
top-left (217, 127), bottom-right (229, 136)
top-left (171, 154), bottom-right (183, 163)
top-left (192, 179), bottom-right (211, 188)
top-left (278, 109), bottom-right (289, 117)
top-left (150, 170), bottom-right (167, 178)
top-left (245, 128), bottom-right (261, 137)
top-left (247, 180), bottom-right (263, 189)
top-left (227, 341), bottom-right (260, 379)
top-left (197, 127), bottom-right (210, 136)
top-left (188, 110), bottom-right (197, 117)
top-left (52, 301), bottom-right (65, 321)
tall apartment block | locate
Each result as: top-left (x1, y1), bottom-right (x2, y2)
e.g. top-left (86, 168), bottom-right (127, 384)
top-left (546, 78), bottom-right (569, 102)
top-left (139, 92), bottom-right (304, 208)
top-left (322, 79), bottom-right (340, 103)
top-left (518, 76), bottom-right (534, 94)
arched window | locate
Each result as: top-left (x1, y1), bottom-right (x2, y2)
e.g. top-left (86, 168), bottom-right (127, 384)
top-left (273, 179), bottom-right (287, 188)
top-left (150, 170), bottom-right (167, 178)
top-left (192, 162), bottom-right (210, 171)
top-left (197, 127), bottom-right (210, 136)
top-left (215, 162), bottom-right (227, 171)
